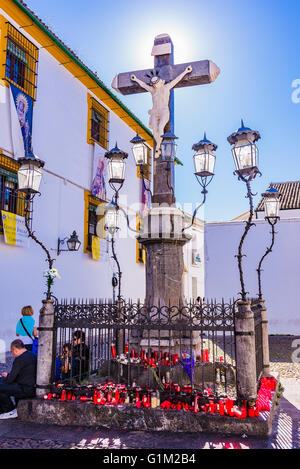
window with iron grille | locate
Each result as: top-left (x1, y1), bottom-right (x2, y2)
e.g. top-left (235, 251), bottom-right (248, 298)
top-left (84, 191), bottom-right (106, 254)
top-left (0, 154), bottom-right (25, 232)
top-left (3, 22), bottom-right (39, 100)
top-left (87, 203), bottom-right (98, 251)
top-left (87, 95), bottom-right (109, 149)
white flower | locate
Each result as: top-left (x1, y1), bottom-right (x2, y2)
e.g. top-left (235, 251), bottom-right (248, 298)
top-left (44, 268), bottom-right (61, 279)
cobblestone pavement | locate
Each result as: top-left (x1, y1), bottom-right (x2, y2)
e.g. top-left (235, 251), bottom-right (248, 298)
top-left (0, 336), bottom-right (298, 450)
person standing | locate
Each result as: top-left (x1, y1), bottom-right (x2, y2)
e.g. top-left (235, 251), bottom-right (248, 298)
top-left (72, 330), bottom-right (90, 381)
top-left (16, 306), bottom-right (38, 352)
top-left (0, 340), bottom-right (37, 419)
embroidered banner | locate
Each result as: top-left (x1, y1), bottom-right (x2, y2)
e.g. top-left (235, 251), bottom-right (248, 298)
top-left (10, 83), bottom-right (33, 156)
top-left (92, 145), bottom-right (107, 200)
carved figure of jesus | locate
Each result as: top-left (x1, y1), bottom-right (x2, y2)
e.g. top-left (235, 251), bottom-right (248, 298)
top-left (131, 65), bottom-right (192, 157)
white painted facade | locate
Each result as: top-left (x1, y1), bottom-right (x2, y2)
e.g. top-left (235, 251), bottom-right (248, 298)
top-left (0, 7), bottom-right (204, 350)
top-left (205, 217), bottom-right (300, 334)
top-left (183, 220), bottom-right (205, 301)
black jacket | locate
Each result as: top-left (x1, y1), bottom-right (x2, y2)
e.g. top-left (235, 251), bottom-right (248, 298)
top-left (72, 343), bottom-right (90, 378)
top-left (5, 351), bottom-right (37, 394)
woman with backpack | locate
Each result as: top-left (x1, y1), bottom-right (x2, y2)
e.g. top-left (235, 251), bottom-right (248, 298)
top-left (16, 306), bottom-right (38, 353)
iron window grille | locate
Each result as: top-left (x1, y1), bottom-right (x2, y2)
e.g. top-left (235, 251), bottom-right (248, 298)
top-left (4, 22), bottom-right (39, 100)
top-left (0, 154), bottom-right (29, 232)
top-left (89, 99), bottom-right (109, 149)
top-left (87, 203), bottom-right (98, 251)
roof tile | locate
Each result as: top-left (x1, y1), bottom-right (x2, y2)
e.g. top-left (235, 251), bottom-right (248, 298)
top-left (256, 181), bottom-right (300, 211)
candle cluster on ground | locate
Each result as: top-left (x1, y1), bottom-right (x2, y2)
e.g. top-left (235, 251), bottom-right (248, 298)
top-left (44, 376), bottom-right (277, 419)
top-left (112, 344), bottom-right (212, 367)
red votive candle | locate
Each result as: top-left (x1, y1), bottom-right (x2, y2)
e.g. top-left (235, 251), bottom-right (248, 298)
top-left (111, 343), bottom-right (117, 359)
top-left (125, 343), bottom-right (129, 354)
top-left (205, 349), bottom-right (209, 362)
top-left (219, 400), bottom-right (225, 416)
top-left (248, 407), bottom-right (255, 417)
top-left (60, 391), bottom-right (66, 401)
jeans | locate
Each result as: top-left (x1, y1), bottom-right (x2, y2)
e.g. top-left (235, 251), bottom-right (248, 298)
top-left (0, 382), bottom-right (35, 414)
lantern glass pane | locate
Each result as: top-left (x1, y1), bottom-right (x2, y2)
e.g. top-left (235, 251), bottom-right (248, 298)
top-left (108, 158), bottom-right (125, 182)
top-left (133, 143), bottom-right (147, 166)
top-left (264, 197), bottom-right (280, 219)
top-left (18, 164), bottom-right (43, 193)
top-left (67, 240), bottom-right (76, 251)
top-left (161, 141), bottom-right (176, 161)
top-left (233, 142), bottom-right (258, 171)
top-left (194, 150), bottom-right (215, 175)
top-left (105, 208), bottom-right (118, 234)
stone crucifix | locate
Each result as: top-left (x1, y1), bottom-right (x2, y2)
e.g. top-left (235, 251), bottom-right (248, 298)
top-left (112, 34), bottom-right (220, 308)
top-left (112, 33), bottom-right (220, 161)
top-left (130, 65), bottom-right (193, 157)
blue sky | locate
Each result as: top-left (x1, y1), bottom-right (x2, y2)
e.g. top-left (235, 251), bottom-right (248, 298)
top-left (25, 0), bottom-right (300, 221)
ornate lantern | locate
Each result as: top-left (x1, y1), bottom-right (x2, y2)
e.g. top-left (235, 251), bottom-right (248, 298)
top-left (262, 185), bottom-right (280, 222)
top-left (227, 120), bottom-right (261, 178)
top-left (17, 154), bottom-right (45, 195)
top-left (160, 131), bottom-right (178, 162)
top-left (66, 231), bottom-right (81, 252)
top-left (105, 202), bottom-right (119, 236)
top-left (105, 144), bottom-right (128, 185)
top-left (192, 133), bottom-right (217, 177)
top-left (130, 132), bottom-right (148, 167)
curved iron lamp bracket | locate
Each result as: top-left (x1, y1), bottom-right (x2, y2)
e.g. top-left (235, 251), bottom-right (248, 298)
top-left (182, 175), bottom-right (213, 232)
top-left (256, 216), bottom-right (279, 299)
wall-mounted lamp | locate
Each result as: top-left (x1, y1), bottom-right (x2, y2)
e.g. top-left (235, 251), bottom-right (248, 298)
top-left (57, 231), bottom-right (81, 256)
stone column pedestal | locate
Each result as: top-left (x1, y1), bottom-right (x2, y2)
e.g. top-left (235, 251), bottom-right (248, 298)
top-left (36, 300), bottom-right (55, 398)
top-left (134, 206), bottom-right (200, 355)
top-left (235, 300), bottom-right (257, 404)
top-left (258, 299), bottom-right (270, 377)
top-left (139, 206), bottom-right (191, 307)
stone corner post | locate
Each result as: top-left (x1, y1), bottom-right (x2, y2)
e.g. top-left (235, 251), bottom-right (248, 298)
top-left (257, 299), bottom-right (270, 377)
top-left (36, 299), bottom-right (55, 398)
top-left (235, 300), bottom-right (257, 404)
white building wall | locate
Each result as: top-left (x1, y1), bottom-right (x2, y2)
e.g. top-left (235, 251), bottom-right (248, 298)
top-left (0, 8), bottom-right (146, 349)
top-left (205, 218), bottom-right (300, 334)
top-left (0, 7), bottom-right (204, 350)
top-left (183, 221), bottom-right (205, 301)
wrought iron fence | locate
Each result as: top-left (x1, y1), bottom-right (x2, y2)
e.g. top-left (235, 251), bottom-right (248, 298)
top-left (52, 299), bottom-right (237, 400)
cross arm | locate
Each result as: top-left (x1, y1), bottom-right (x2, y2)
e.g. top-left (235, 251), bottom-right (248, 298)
top-left (111, 60), bottom-right (220, 96)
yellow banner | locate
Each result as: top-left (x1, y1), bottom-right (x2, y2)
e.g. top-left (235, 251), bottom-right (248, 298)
top-left (2, 210), bottom-right (16, 245)
top-left (92, 235), bottom-right (100, 260)
top-left (1, 211), bottom-right (28, 247)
